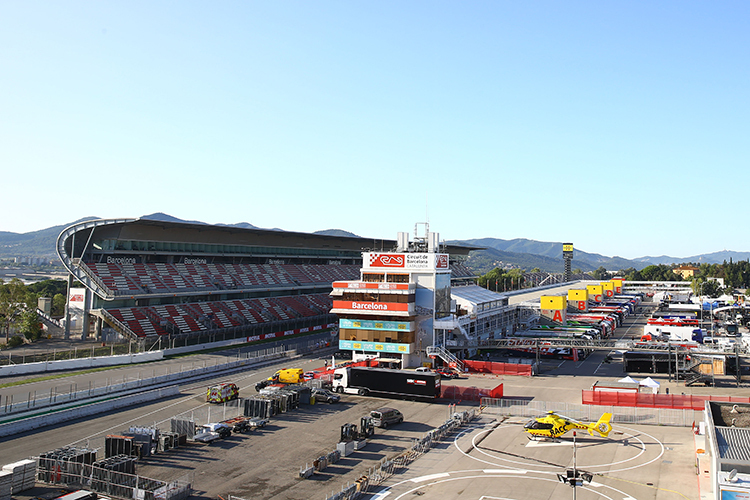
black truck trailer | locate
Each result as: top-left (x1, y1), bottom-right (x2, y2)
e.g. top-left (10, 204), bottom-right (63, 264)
top-left (332, 366), bottom-right (440, 399)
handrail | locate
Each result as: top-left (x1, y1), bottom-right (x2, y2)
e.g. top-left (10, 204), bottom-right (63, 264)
top-left (98, 308), bottom-right (139, 340)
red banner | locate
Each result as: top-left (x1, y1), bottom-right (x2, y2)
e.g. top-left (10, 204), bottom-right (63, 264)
top-left (463, 360), bottom-right (534, 376)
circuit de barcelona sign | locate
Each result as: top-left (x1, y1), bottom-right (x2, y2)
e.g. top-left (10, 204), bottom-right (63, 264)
top-left (339, 340), bottom-right (412, 354)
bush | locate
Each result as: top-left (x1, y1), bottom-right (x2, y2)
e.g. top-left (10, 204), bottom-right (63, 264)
top-left (7, 335), bottom-right (25, 348)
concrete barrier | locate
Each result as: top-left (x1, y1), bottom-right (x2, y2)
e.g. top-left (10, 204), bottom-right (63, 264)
top-left (0, 351), bottom-right (164, 377)
top-left (0, 385), bottom-right (180, 438)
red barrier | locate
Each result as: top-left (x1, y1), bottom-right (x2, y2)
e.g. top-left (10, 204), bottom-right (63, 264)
top-left (489, 383), bottom-right (504, 399)
top-left (441, 385), bottom-right (490, 401)
top-left (463, 360), bottom-right (533, 376)
top-left (582, 390), bottom-right (750, 411)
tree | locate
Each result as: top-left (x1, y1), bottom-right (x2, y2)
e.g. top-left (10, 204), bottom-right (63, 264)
top-left (19, 309), bottom-right (42, 341)
top-left (52, 293), bottom-right (66, 316)
top-left (0, 279), bottom-right (27, 344)
top-left (591, 267), bottom-right (609, 280)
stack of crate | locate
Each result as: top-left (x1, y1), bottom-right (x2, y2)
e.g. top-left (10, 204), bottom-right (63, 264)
top-left (0, 470), bottom-right (12, 500)
top-left (2, 459), bottom-right (36, 494)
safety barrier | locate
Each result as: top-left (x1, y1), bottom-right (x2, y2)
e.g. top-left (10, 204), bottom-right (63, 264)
top-left (582, 390), bottom-right (750, 411)
top-left (480, 397), bottom-right (701, 427)
top-left (0, 351), bottom-right (163, 377)
top-left (441, 383), bottom-right (503, 401)
top-left (0, 386), bottom-right (180, 438)
top-left (0, 347), bottom-right (285, 417)
top-left (463, 360), bottom-right (535, 376)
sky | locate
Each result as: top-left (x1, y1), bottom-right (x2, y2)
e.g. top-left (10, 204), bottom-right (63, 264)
top-left (1, 2), bottom-right (748, 260)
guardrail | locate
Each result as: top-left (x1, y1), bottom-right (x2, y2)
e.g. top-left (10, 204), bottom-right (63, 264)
top-left (0, 347), bottom-right (286, 418)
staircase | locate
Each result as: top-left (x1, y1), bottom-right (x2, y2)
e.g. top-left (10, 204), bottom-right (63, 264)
top-left (683, 357), bottom-right (715, 386)
top-left (426, 345), bottom-right (465, 372)
top-left (98, 309), bottom-right (139, 341)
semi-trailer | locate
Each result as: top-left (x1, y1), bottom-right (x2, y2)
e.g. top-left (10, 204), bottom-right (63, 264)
top-left (331, 366), bottom-right (440, 399)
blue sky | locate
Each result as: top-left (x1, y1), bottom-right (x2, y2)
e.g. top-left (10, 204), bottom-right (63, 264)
top-left (2, 2), bottom-right (748, 259)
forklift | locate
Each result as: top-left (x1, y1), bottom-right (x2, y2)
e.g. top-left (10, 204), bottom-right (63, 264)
top-left (340, 416), bottom-right (375, 442)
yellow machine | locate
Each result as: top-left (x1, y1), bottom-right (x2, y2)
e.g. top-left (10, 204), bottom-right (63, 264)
top-left (268, 368), bottom-right (304, 384)
top-left (523, 411), bottom-right (612, 439)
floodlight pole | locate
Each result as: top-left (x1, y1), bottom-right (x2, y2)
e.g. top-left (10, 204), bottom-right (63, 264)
top-left (573, 431), bottom-right (577, 500)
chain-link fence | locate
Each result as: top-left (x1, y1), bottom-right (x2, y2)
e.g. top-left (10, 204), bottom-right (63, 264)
top-left (480, 397), bottom-right (701, 427)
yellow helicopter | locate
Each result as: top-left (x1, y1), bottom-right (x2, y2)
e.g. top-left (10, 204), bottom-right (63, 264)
top-left (523, 411), bottom-right (613, 440)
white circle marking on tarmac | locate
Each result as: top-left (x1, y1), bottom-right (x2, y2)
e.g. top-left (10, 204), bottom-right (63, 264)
top-left (386, 473), bottom-right (619, 500)
top-left (455, 421), bottom-right (664, 474)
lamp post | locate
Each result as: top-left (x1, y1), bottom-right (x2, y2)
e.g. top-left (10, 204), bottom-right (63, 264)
top-left (557, 431), bottom-right (593, 498)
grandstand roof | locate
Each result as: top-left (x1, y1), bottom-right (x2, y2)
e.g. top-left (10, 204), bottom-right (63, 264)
top-left (59, 218), bottom-right (479, 256)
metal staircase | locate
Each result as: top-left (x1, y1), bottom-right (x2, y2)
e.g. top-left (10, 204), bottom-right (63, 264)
top-left (683, 357), bottom-right (715, 386)
top-left (426, 345), bottom-right (465, 372)
top-left (97, 308), bottom-right (139, 341)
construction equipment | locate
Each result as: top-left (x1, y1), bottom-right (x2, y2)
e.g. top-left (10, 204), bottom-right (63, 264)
top-left (340, 417), bottom-right (375, 442)
top-left (255, 369), bottom-right (304, 391)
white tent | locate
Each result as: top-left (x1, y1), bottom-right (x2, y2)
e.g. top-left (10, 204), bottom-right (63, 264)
top-left (618, 376), bottom-right (639, 384)
top-left (640, 377), bottom-right (660, 394)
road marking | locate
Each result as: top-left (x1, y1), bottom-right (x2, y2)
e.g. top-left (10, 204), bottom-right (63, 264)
top-left (483, 469), bottom-right (526, 474)
top-left (410, 473), bottom-right (450, 483)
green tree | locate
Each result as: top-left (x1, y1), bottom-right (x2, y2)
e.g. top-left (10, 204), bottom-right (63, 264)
top-left (591, 267), bottom-right (609, 280)
top-left (0, 278), bottom-right (27, 344)
top-left (52, 293), bottom-right (66, 316)
top-left (19, 309), bottom-right (42, 341)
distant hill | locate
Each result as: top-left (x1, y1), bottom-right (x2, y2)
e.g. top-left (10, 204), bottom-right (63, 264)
top-left (451, 237), bottom-right (648, 275)
top-left (314, 229), bottom-right (361, 238)
top-left (0, 217), bottom-right (99, 258)
top-left (635, 250), bottom-right (750, 266)
top-left (2, 214), bottom-right (747, 271)
top-left (464, 247), bottom-right (597, 275)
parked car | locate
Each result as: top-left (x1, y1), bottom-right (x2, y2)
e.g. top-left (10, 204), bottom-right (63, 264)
top-left (435, 368), bottom-right (458, 379)
top-left (414, 366), bottom-right (432, 373)
top-left (312, 388), bottom-right (341, 403)
top-left (370, 407), bottom-right (404, 428)
top-left (303, 371), bottom-right (317, 381)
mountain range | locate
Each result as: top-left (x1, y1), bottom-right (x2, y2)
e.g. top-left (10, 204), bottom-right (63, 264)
top-left (1, 213), bottom-right (747, 274)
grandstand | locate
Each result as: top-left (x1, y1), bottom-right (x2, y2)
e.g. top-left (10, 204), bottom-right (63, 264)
top-left (57, 218), bottom-right (477, 348)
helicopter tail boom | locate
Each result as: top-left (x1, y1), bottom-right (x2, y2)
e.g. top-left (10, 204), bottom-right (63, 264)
top-left (588, 412), bottom-right (613, 437)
